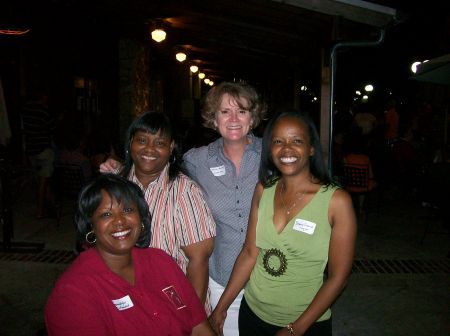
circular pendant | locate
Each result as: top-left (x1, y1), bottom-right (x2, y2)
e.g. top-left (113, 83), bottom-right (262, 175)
top-left (262, 248), bottom-right (287, 277)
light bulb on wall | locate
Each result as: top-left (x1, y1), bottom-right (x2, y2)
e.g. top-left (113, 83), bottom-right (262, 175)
top-left (190, 65), bottom-right (199, 73)
top-left (204, 78), bottom-right (210, 84)
top-left (176, 52), bottom-right (187, 62)
top-left (198, 72), bottom-right (205, 79)
top-left (151, 29), bottom-right (166, 42)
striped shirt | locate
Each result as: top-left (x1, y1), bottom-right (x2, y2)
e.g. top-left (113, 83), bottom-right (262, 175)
top-left (21, 103), bottom-right (55, 156)
top-left (128, 164), bottom-right (216, 273)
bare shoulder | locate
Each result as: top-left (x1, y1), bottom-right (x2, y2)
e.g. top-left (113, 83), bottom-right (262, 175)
top-left (330, 187), bottom-right (352, 206)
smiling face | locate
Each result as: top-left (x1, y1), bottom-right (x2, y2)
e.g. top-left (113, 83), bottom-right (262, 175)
top-left (270, 116), bottom-right (314, 177)
top-left (130, 129), bottom-right (174, 184)
top-left (92, 190), bottom-right (142, 257)
top-left (214, 93), bottom-right (253, 143)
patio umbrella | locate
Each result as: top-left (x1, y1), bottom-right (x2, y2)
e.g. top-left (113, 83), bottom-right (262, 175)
top-left (412, 53), bottom-right (450, 85)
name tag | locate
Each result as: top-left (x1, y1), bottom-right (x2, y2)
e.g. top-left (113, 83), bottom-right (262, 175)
top-left (210, 165), bottom-right (226, 176)
top-left (293, 219), bottom-right (316, 235)
top-left (112, 295), bottom-right (134, 311)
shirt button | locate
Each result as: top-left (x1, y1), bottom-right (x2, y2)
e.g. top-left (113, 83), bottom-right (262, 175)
top-left (236, 185), bottom-right (239, 189)
top-left (237, 200), bottom-right (240, 204)
top-left (240, 228), bottom-right (244, 232)
top-left (238, 214), bottom-right (242, 217)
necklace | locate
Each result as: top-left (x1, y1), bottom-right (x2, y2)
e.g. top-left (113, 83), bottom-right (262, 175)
top-left (280, 182), bottom-right (305, 215)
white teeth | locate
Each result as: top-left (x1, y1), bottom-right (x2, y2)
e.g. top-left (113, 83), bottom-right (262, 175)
top-left (227, 125), bottom-right (242, 129)
top-left (111, 230), bottom-right (131, 237)
top-left (280, 157), bottom-right (297, 163)
top-left (141, 155), bottom-right (156, 160)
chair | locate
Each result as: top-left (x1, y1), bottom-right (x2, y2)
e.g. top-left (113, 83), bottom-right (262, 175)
top-left (53, 163), bottom-right (87, 227)
top-left (341, 163), bottom-right (378, 224)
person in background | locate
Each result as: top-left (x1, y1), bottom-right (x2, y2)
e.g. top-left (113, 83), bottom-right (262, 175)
top-left (384, 98), bottom-right (399, 144)
top-left (57, 130), bottom-right (92, 182)
top-left (182, 81), bottom-right (267, 335)
top-left (99, 111), bottom-right (216, 312)
top-left (342, 131), bottom-right (377, 217)
top-left (21, 94), bottom-right (56, 219)
top-left (210, 110), bottom-right (357, 336)
top-left (352, 103), bottom-right (377, 140)
top-left (45, 174), bottom-right (214, 335)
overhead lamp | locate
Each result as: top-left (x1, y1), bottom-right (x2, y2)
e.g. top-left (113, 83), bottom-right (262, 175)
top-left (0, 28), bottom-right (30, 36)
top-left (204, 78), bottom-right (210, 84)
top-left (176, 52), bottom-right (187, 62)
top-left (198, 72), bottom-right (205, 79)
top-left (364, 84), bottom-right (374, 92)
top-left (208, 81), bottom-right (214, 86)
top-left (190, 65), bottom-right (199, 73)
top-left (151, 28), bottom-right (166, 42)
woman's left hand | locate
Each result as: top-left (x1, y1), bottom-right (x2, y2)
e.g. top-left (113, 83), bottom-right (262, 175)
top-left (208, 308), bottom-right (227, 336)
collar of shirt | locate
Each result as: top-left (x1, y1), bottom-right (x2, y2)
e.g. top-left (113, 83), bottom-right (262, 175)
top-left (128, 163), bottom-right (170, 192)
top-left (207, 133), bottom-right (260, 159)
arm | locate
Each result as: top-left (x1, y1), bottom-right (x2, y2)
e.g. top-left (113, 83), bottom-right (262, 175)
top-left (181, 237), bottom-right (215, 305)
top-left (276, 189), bottom-right (357, 336)
top-left (181, 149), bottom-right (199, 183)
top-left (209, 183), bottom-right (263, 335)
top-left (191, 320), bottom-right (215, 336)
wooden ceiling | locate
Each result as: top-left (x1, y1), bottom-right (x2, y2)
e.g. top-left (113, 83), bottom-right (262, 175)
top-left (4, 0), bottom-right (399, 85)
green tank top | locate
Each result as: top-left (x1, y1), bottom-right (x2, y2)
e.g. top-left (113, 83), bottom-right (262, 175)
top-left (244, 182), bottom-right (337, 326)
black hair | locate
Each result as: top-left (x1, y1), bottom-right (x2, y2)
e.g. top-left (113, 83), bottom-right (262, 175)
top-left (259, 109), bottom-right (334, 188)
top-left (120, 111), bottom-right (181, 181)
top-left (75, 174), bottom-right (151, 248)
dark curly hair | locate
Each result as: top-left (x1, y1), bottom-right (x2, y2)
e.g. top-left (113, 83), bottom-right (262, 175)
top-left (75, 174), bottom-right (151, 248)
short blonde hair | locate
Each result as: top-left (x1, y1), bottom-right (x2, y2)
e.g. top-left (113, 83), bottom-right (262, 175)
top-left (201, 82), bottom-right (267, 129)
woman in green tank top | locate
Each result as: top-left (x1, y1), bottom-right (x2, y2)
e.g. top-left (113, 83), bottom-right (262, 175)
top-left (210, 110), bottom-right (357, 336)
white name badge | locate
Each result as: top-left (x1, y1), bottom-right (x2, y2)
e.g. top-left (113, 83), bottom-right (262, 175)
top-left (210, 165), bottom-right (226, 176)
top-left (112, 295), bottom-right (134, 311)
top-left (293, 219), bottom-right (316, 235)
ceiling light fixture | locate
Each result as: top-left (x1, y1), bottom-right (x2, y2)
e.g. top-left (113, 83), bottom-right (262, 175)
top-left (176, 52), bottom-right (187, 62)
top-left (198, 72), bottom-right (205, 79)
top-left (190, 65), bottom-right (199, 73)
top-left (151, 28), bottom-right (166, 42)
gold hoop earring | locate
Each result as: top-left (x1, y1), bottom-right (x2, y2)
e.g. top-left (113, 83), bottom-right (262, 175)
top-left (85, 230), bottom-right (96, 244)
top-left (141, 222), bottom-right (145, 231)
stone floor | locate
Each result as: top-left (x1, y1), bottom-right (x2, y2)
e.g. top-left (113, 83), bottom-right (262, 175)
top-left (1, 181), bottom-right (449, 336)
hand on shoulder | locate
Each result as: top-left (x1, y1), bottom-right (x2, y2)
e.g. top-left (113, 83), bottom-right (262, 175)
top-left (99, 158), bottom-right (120, 173)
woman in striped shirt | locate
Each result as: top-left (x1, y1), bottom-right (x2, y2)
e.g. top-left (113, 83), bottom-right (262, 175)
top-left (100, 111), bottom-right (216, 313)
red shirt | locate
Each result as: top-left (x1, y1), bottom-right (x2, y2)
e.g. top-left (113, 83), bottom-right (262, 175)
top-left (45, 248), bottom-right (206, 336)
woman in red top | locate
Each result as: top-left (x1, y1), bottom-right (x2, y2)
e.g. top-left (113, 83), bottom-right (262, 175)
top-left (45, 174), bottom-right (214, 335)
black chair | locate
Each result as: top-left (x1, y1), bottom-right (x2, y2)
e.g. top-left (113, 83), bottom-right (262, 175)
top-left (53, 163), bottom-right (87, 227)
top-left (341, 163), bottom-right (379, 224)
